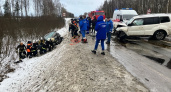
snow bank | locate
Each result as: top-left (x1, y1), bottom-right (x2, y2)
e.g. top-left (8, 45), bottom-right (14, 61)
top-left (56, 18), bottom-right (71, 37)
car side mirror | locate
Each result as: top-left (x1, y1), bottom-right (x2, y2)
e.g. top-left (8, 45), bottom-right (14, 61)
top-left (128, 24), bottom-right (132, 26)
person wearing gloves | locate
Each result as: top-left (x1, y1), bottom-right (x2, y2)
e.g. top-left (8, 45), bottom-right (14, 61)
top-left (91, 16), bottom-right (107, 55)
top-left (106, 17), bottom-right (113, 44)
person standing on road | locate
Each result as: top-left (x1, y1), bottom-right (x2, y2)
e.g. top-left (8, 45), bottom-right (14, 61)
top-left (86, 17), bottom-right (91, 34)
top-left (91, 16), bottom-right (97, 34)
top-left (91, 16), bottom-right (107, 55)
top-left (106, 17), bottom-right (113, 44)
top-left (79, 15), bottom-right (87, 43)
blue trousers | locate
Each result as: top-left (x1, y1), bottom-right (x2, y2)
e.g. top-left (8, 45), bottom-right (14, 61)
top-left (107, 32), bottom-right (111, 42)
top-left (86, 27), bottom-right (90, 34)
top-left (81, 30), bottom-right (86, 38)
top-left (94, 39), bottom-right (105, 51)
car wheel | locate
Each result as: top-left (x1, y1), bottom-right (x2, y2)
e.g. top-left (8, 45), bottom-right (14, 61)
top-left (117, 31), bottom-right (127, 42)
top-left (153, 31), bottom-right (166, 40)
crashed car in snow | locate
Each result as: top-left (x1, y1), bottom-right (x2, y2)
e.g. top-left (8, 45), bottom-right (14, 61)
top-left (115, 14), bottom-right (171, 41)
top-left (44, 31), bottom-right (63, 45)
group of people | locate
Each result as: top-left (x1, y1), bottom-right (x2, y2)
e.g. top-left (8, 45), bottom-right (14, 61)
top-left (69, 15), bottom-right (113, 55)
top-left (16, 38), bottom-right (56, 62)
top-left (69, 15), bottom-right (98, 43)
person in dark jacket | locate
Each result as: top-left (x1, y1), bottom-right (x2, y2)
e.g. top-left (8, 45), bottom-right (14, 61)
top-left (38, 39), bottom-right (46, 54)
top-left (106, 17), bottom-right (113, 44)
top-left (91, 16), bottom-right (97, 34)
top-left (45, 39), bottom-right (51, 51)
top-left (79, 15), bottom-right (87, 43)
top-left (16, 42), bottom-right (26, 61)
top-left (32, 41), bottom-right (38, 56)
top-left (26, 41), bottom-right (32, 58)
top-left (92, 16), bottom-right (107, 55)
top-left (49, 38), bottom-right (54, 50)
top-left (73, 21), bottom-right (79, 37)
top-left (69, 23), bottom-right (78, 38)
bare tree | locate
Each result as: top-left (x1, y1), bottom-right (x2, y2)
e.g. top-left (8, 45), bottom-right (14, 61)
top-left (14, 1), bottom-right (20, 17)
top-left (23, 0), bottom-right (29, 16)
top-left (3, 0), bottom-right (11, 17)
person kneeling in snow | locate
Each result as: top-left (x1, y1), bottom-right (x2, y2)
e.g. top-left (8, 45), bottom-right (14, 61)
top-left (91, 16), bottom-right (107, 55)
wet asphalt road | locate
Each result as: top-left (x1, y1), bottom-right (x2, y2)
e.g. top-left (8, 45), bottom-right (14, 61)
top-left (109, 35), bottom-right (171, 92)
top-left (115, 36), bottom-right (171, 68)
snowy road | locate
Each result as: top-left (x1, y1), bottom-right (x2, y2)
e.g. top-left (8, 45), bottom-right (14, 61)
top-left (0, 19), bottom-right (148, 92)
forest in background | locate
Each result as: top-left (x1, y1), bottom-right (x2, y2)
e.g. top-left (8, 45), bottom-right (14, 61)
top-left (100, 0), bottom-right (171, 17)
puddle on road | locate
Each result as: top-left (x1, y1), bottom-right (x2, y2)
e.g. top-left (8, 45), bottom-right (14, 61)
top-left (143, 55), bottom-right (165, 64)
top-left (166, 59), bottom-right (171, 69)
top-left (112, 37), bottom-right (171, 69)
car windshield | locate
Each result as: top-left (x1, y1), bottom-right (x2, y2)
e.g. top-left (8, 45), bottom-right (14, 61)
top-left (127, 17), bottom-right (134, 25)
top-left (44, 31), bottom-right (55, 40)
top-left (123, 15), bottom-right (136, 20)
top-left (95, 12), bottom-right (104, 15)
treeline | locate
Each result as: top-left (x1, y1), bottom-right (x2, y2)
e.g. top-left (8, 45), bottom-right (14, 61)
top-left (99, 0), bottom-right (170, 18)
top-left (0, 0), bottom-right (74, 17)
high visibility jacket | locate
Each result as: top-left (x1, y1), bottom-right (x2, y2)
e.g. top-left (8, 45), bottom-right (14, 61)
top-left (26, 44), bottom-right (32, 52)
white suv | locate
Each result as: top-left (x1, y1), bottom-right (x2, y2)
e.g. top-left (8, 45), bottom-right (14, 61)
top-left (116, 14), bottom-right (171, 41)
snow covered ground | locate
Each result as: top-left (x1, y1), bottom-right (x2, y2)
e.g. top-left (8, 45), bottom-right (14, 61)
top-left (0, 18), bottom-right (148, 92)
top-left (0, 18), bottom-right (70, 91)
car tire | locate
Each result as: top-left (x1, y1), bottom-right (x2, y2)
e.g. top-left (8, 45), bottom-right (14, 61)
top-left (153, 30), bottom-right (166, 40)
top-left (117, 31), bottom-right (127, 42)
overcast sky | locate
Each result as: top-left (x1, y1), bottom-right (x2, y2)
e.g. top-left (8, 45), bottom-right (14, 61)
top-left (0, 0), bottom-right (105, 17)
top-left (60, 0), bottom-right (105, 17)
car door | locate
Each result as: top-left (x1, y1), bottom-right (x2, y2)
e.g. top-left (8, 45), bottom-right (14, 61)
top-left (143, 17), bottom-right (160, 35)
top-left (127, 18), bottom-right (144, 36)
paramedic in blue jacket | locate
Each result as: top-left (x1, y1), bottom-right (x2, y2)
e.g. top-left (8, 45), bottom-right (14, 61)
top-left (106, 17), bottom-right (113, 44)
top-left (79, 15), bottom-right (87, 43)
top-left (91, 16), bottom-right (107, 55)
top-left (86, 17), bottom-right (91, 34)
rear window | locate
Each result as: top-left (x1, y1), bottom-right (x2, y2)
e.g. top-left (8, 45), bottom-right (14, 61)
top-left (160, 16), bottom-right (170, 23)
top-left (144, 17), bottom-right (159, 25)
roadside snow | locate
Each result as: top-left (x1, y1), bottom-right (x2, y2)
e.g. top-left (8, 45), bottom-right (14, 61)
top-left (0, 18), bottom-right (70, 92)
top-left (56, 18), bottom-right (70, 37)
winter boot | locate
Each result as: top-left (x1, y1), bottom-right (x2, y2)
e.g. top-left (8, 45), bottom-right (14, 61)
top-left (83, 39), bottom-right (87, 43)
top-left (91, 50), bottom-right (96, 54)
top-left (106, 41), bottom-right (110, 44)
top-left (101, 52), bottom-right (105, 55)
